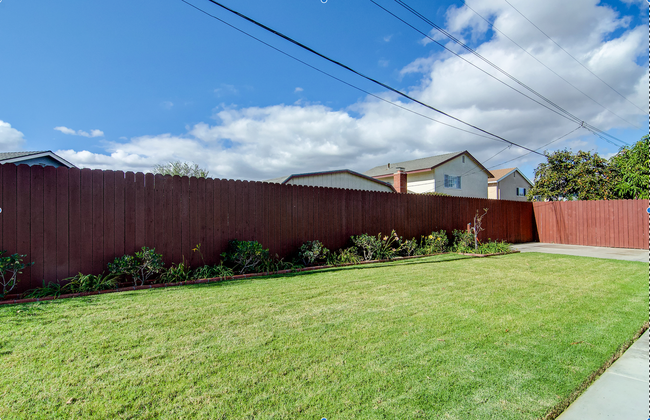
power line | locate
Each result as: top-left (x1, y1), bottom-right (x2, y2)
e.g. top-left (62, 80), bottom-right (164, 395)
top-left (188, 0), bottom-right (546, 156)
top-left (390, 0), bottom-right (630, 147)
top-left (180, 0), bottom-right (507, 145)
top-left (502, 0), bottom-right (645, 114)
top-left (462, 0), bottom-right (642, 129)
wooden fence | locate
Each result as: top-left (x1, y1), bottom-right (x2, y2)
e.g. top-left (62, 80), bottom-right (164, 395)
top-left (0, 164), bottom-right (535, 294)
top-left (533, 200), bottom-right (648, 250)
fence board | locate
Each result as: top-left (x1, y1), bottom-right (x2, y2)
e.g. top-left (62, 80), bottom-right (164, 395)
top-left (103, 170), bottom-right (115, 267)
top-left (114, 171), bottom-right (125, 259)
top-left (134, 172), bottom-right (145, 250)
top-left (79, 169), bottom-right (93, 275)
top-left (16, 165), bottom-right (32, 288)
top-left (56, 167), bottom-right (69, 281)
top-left (123, 172), bottom-right (136, 256)
top-left (2, 164), bottom-right (17, 262)
top-left (68, 168), bottom-right (81, 277)
top-left (43, 166), bottom-right (58, 282)
top-left (29, 166), bottom-right (45, 288)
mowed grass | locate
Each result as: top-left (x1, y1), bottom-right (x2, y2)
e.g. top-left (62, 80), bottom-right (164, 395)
top-left (0, 253), bottom-right (647, 420)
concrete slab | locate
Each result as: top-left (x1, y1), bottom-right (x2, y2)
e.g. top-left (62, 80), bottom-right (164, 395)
top-left (512, 243), bottom-right (648, 263)
top-left (556, 330), bottom-right (649, 420)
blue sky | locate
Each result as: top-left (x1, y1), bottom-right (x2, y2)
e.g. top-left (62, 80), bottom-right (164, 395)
top-left (0, 0), bottom-right (647, 182)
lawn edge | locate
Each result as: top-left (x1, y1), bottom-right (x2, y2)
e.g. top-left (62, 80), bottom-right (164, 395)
top-left (542, 321), bottom-right (650, 420)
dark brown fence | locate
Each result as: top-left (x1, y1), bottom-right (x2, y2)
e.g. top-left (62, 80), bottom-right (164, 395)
top-left (0, 164), bottom-right (535, 294)
top-left (533, 200), bottom-right (648, 250)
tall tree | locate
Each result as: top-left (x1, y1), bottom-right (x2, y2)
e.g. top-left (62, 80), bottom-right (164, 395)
top-left (609, 135), bottom-right (649, 200)
top-left (151, 161), bottom-right (209, 178)
top-left (527, 149), bottom-right (615, 201)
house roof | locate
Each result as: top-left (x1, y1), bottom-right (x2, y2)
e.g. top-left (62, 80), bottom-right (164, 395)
top-left (363, 150), bottom-right (493, 178)
top-left (488, 167), bottom-right (533, 186)
top-left (0, 151), bottom-right (76, 168)
top-left (265, 169), bottom-right (396, 192)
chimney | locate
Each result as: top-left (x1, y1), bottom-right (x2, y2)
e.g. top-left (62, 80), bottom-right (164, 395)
top-left (393, 167), bottom-right (407, 193)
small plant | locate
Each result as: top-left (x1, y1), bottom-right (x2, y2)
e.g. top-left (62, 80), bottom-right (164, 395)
top-left (420, 230), bottom-right (449, 254)
top-left (477, 240), bottom-right (512, 254)
top-left (399, 237), bottom-right (419, 257)
top-left (351, 230), bottom-right (403, 261)
top-left (0, 251), bottom-right (33, 297)
top-left (193, 263), bottom-right (234, 279)
top-left (221, 240), bottom-right (270, 274)
top-left (298, 241), bottom-right (330, 267)
top-left (452, 229), bottom-right (475, 253)
top-left (261, 254), bottom-right (295, 273)
top-left (160, 260), bottom-right (192, 283)
top-left (63, 272), bottom-right (119, 293)
top-left (108, 247), bottom-right (164, 286)
top-left (328, 247), bottom-right (361, 265)
top-left (23, 281), bottom-right (65, 299)
top-left (470, 208), bottom-right (489, 250)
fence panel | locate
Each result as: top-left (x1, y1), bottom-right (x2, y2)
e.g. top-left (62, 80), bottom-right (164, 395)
top-left (6, 164), bottom-right (646, 295)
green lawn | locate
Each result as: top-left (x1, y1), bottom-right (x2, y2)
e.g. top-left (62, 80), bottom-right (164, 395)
top-left (0, 253), bottom-right (647, 420)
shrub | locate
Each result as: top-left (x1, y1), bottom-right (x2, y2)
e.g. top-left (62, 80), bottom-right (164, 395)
top-left (399, 237), bottom-right (419, 257)
top-left (221, 240), bottom-right (270, 274)
top-left (160, 261), bottom-right (193, 283)
top-left (261, 255), bottom-right (295, 273)
top-left (108, 247), bottom-right (164, 286)
top-left (23, 281), bottom-right (65, 299)
top-left (64, 272), bottom-right (118, 293)
top-left (193, 263), bottom-right (234, 280)
top-left (298, 240), bottom-right (330, 267)
top-left (0, 251), bottom-right (33, 297)
top-left (327, 247), bottom-right (361, 265)
top-left (420, 230), bottom-right (449, 254)
top-left (351, 230), bottom-right (402, 261)
top-left (452, 229), bottom-right (475, 253)
top-left (477, 240), bottom-right (512, 254)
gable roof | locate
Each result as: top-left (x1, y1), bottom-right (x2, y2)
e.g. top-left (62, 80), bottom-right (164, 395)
top-left (363, 150), bottom-right (493, 178)
top-left (0, 151), bottom-right (76, 168)
top-left (488, 167), bottom-right (533, 186)
top-left (266, 169), bottom-right (396, 192)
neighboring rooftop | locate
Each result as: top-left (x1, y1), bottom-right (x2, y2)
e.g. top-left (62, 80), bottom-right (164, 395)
top-left (488, 167), bottom-right (533, 185)
top-left (0, 151), bottom-right (76, 168)
top-left (265, 169), bottom-right (396, 192)
top-left (363, 151), bottom-right (492, 178)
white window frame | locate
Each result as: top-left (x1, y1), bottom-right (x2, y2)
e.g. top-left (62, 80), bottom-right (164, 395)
top-left (444, 174), bottom-right (461, 189)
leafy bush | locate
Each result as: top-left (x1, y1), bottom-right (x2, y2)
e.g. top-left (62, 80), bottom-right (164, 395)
top-left (261, 255), bottom-right (295, 273)
top-left (452, 229), bottom-right (475, 253)
top-left (399, 237), bottom-right (419, 257)
top-left (108, 247), bottom-right (164, 286)
top-left (476, 240), bottom-right (512, 254)
top-left (160, 261), bottom-right (192, 283)
top-left (351, 230), bottom-right (403, 261)
top-left (63, 272), bottom-right (119, 292)
top-left (420, 230), bottom-right (449, 254)
top-left (0, 251), bottom-right (33, 297)
top-left (327, 247), bottom-right (361, 265)
top-left (221, 240), bottom-right (270, 274)
top-left (23, 281), bottom-right (65, 299)
top-left (193, 263), bottom-right (234, 279)
top-left (298, 240), bottom-right (330, 267)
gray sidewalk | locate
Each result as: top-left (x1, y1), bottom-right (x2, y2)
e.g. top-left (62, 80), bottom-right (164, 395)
top-left (512, 242), bottom-right (648, 262)
top-left (556, 330), bottom-right (649, 420)
top-left (512, 242), bottom-right (649, 419)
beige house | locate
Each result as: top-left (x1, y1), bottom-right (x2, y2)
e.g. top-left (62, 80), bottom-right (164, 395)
top-left (487, 168), bottom-right (533, 201)
top-left (266, 169), bottom-right (396, 193)
top-left (363, 151), bottom-right (493, 198)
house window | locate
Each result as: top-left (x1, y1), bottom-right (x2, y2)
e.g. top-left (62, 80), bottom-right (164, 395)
top-left (444, 175), bottom-right (461, 189)
top-left (462, 156), bottom-right (465, 163)
top-left (516, 187), bottom-right (526, 196)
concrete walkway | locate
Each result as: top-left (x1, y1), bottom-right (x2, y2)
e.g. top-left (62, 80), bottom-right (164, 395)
top-left (512, 242), bottom-right (649, 419)
top-left (512, 242), bottom-right (648, 262)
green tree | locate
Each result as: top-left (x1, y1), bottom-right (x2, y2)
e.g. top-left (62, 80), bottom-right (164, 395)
top-left (609, 135), bottom-right (649, 200)
top-left (527, 149), bottom-right (615, 201)
top-left (151, 161), bottom-right (209, 178)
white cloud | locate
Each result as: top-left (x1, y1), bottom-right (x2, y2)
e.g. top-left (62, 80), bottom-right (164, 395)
top-left (57, 0), bottom-right (647, 181)
top-left (294, 87), bottom-right (304, 93)
top-left (0, 120), bottom-right (26, 150)
top-left (55, 126), bottom-right (104, 138)
top-left (383, 34), bottom-right (393, 42)
top-left (161, 101), bottom-right (174, 110)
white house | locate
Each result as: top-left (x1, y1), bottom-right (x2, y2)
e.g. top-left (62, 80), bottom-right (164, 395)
top-left (266, 169), bottom-right (396, 193)
top-left (487, 168), bottom-right (533, 201)
top-left (363, 151), bottom-right (493, 198)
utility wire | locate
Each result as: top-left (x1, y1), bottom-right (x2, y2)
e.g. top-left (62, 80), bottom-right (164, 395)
top-left (180, 0), bottom-right (506, 144)
top-left (462, 0), bottom-right (641, 129)
top-left (368, 0), bottom-right (589, 126)
top-left (502, 0), bottom-right (645, 114)
top-left (192, 0), bottom-right (545, 156)
top-left (391, 0), bottom-right (630, 146)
